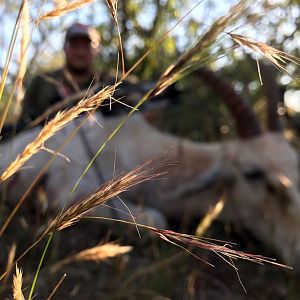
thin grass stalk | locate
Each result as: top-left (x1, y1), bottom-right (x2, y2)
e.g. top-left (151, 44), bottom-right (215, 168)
top-left (45, 274), bottom-right (66, 300)
top-left (124, 196), bottom-right (226, 289)
top-left (3, 244), bottom-right (16, 285)
top-left (0, 0), bottom-right (29, 129)
top-left (84, 216), bottom-right (292, 270)
top-left (195, 195), bottom-right (225, 236)
top-left (28, 233), bottom-right (53, 300)
top-left (1, 237), bottom-right (45, 281)
top-left (106, 0), bottom-right (125, 75)
top-left (70, 89), bottom-right (152, 194)
top-left (152, 228), bottom-right (292, 269)
top-left (0, 85), bottom-right (116, 183)
top-left (0, 1), bottom-right (24, 102)
top-left (14, 0), bottom-right (30, 122)
top-left (0, 1), bottom-right (26, 133)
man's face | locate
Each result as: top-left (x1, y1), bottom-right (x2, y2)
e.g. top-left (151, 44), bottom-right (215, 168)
top-left (64, 37), bottom-right (97, 73)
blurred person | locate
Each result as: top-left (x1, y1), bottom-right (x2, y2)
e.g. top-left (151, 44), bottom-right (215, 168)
top-left (20, 22), bottom-right (106, 125)
top-left (0, 22), bottom-right (175, 140)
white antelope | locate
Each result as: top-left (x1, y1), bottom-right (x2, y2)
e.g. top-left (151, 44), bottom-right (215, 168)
top-left (1, 65), bottom-right (300, 267)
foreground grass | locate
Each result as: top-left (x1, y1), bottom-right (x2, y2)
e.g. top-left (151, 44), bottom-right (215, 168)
top-left (0, 0), bottom-right (299, 299)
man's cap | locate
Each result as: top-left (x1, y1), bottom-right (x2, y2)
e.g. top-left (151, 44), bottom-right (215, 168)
top-left (65, 23), bottom-right (100, 48)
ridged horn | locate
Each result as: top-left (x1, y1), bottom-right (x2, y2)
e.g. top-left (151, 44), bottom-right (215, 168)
top-left (259, 62), bottom-right (283, 132)
top-left (194, 67), bottom-right (263, 139)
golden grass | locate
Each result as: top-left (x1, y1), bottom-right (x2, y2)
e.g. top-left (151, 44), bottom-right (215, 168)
top-left (50, 242), bottom-right (132, 272)
top-left (0, 159), bottom-right (164, 280)
top-left (3, 243), bottom-right (17, 285)
top-left (195, 196), bottom-right (225, 237)
top-left (46, 243), bottom-right (132, 277)
top-left (12, 265), bottom-right (25, 300)
top-left (14, 0), bottom-right (30, 122)
top-left (228, 33), bottom-right (300, 78)
top-left (42, 159), bottom-right (165, 236)
top-left (106, 0), bottom-right (125, 75)
top-left (147, 1), bottom-right (247, 98)
top-left (0, 0), bottom-right (29, 133)
top-left (106, 0), bottom-right (117, 20)
top-left (71, 242), bottom-right (132, 261)
top-left (0, 85), bottom-right (116, 183)
top-left (38, 0), bottom-right (94, 21)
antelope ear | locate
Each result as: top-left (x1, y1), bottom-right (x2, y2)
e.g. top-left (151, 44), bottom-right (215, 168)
top-left (258, 61), bottom-right (283, 132)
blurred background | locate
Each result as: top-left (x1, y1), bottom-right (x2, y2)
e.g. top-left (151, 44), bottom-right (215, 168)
top-left (1, 0), bottom-right (300, 299)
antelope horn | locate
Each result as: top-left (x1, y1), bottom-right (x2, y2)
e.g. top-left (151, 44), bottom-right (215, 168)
top-left (259, 61), bottom-right (283, 132)
top-left (194, 67), bottom-right (262, 139)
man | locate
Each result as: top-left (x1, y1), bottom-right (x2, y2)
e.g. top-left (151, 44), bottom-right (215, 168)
top-left (21, 23), bottom-right (100, 124)
top-left (19, 22), bottom-right (177, 126)
top-left (20, 23), bottom-right (106, 125)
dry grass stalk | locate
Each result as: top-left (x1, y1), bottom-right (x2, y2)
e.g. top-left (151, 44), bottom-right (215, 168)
top-left (195, 196), bottom-right (225, 236)
top-left (106, 0), bottom-right (118, 21)
top-left (53, 243), bottom-right (132, 270)
top-left (42, 160), bottom-right (166, 236)
top-left (3, 243), bottom-right (17, 284)
top-left (81, 217), bottom-right (291, 273)
top-left (48, 243), bottom-right (132, 275)
top-left (0, 1), bottom-right (25, 103)
top-left (46, 273), bottom-right (66, 300)
top-left (14, 0), bottom-right (30, 121)
top-left (0, 0), bottom-right (28, 133)
top-left (3, 0), bottom-right (30, 125)
top-left (148, 1), bottom-right (247, 98)
top-left (72, 242), bottom-right (132, 261)
top-left (152, 228), bottom-right (292, 269)
top-left (12, 265), bottom-right (25, 300)
top-left (228, 33), bottom-right (300, 77)
top-left (38, 0), bottom-right (94, 21)
top-left (106, 0), bottom-right (125, 75)
top-left (0, 85), bottom-right (116, 183)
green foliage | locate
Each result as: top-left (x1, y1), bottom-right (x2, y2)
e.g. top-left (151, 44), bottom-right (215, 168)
top-left (95, 0), bottom-right (300, 140)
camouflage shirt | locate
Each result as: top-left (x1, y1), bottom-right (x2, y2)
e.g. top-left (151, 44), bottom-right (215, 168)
top-left (20, 68), bottom-right (108, 125)
top-left (20, 67), bottom-right (150, 127)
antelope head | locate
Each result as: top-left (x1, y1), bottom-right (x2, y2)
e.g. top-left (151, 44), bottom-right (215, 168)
top-left (158, 65), bottom-right (300, 267)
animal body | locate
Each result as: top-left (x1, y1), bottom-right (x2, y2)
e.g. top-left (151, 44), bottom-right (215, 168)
top-left (1, 66), bottom-right (300, 267)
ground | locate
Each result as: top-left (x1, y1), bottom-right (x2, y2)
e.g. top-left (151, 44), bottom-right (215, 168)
top-left (1, 202), bottom-right (300, 300)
